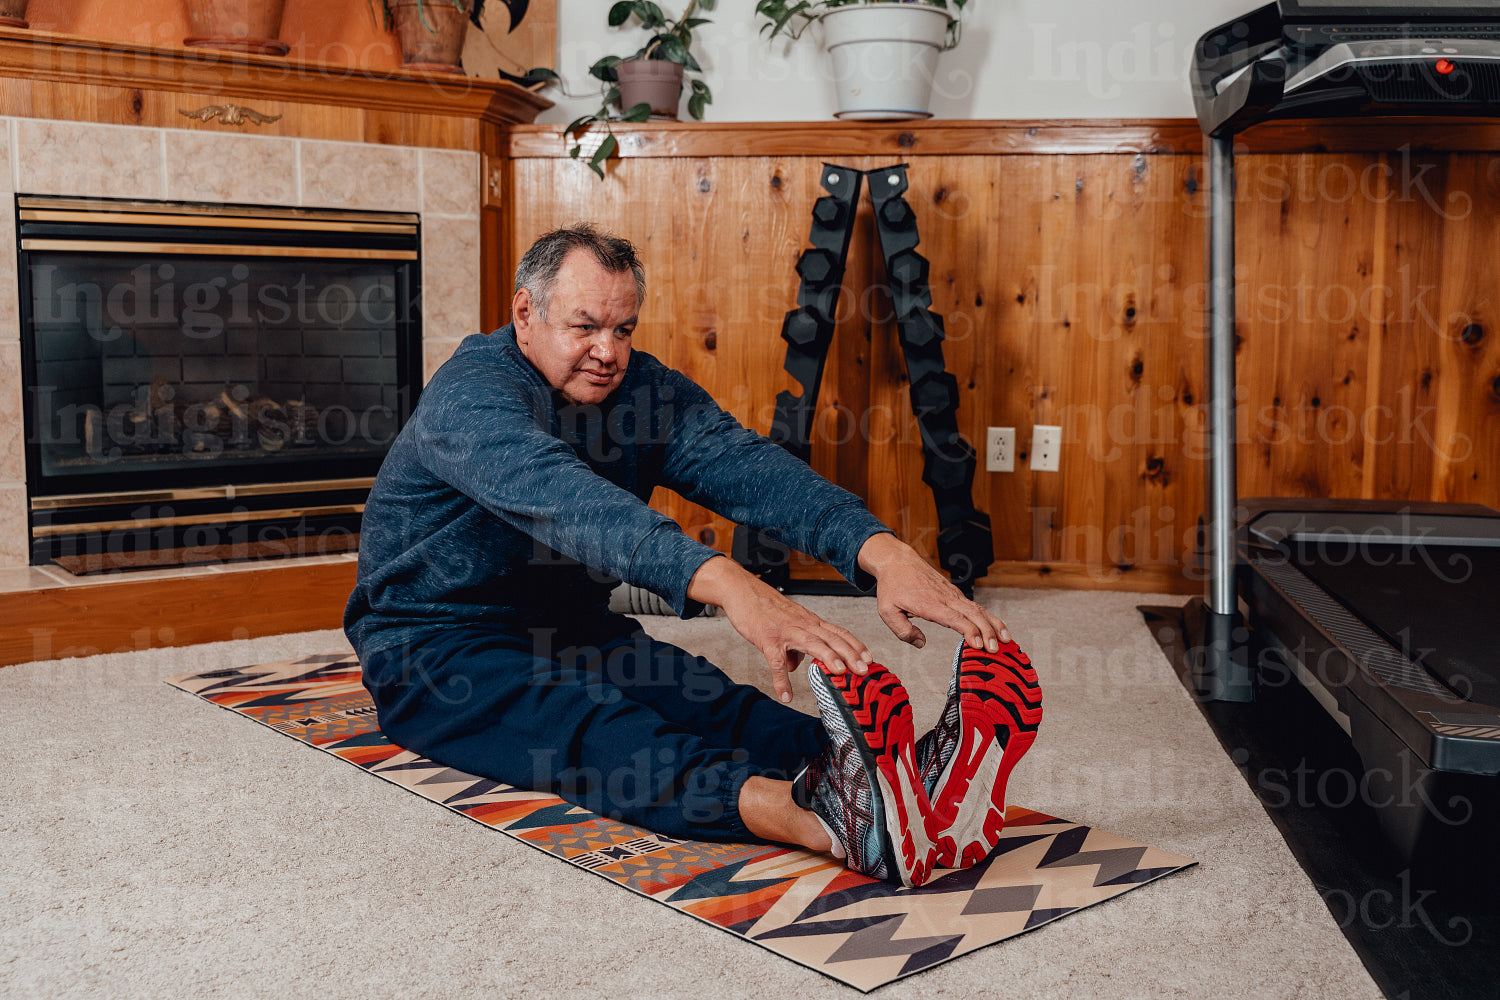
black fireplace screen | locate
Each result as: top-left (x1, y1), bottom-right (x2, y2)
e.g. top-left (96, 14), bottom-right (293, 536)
top-left (19, 198), bottom-right (422, 497)
top-left (17, 197), bottom-right (422, 568)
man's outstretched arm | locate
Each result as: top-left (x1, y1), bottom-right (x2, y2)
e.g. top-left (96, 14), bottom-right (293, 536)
top-left (658, 363), bottom-right (1012, 664)
top-left (656, 369), bottom-right (890, 591)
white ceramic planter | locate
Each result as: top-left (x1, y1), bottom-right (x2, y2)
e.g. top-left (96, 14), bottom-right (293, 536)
top-left (820, 3), bottom-right (954, 121)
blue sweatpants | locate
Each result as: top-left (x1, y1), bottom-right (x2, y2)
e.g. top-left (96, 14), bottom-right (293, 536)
top-left (359, 612), bottom-right (828, 841)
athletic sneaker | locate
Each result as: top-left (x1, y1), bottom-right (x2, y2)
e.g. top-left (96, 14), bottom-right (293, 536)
top-left (915, 638), bottom-right (1043, 868)
top-left (792, 660), bottom-right (939, 887)
top-left (913, 645), bottom-right (963, 801)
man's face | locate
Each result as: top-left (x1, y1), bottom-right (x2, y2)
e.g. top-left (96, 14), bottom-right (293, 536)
top-left (512, 249), bottom-right (638, 407)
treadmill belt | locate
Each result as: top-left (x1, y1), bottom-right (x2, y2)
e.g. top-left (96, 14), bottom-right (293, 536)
top-left (1293, 540), bottom-right (1500, 707)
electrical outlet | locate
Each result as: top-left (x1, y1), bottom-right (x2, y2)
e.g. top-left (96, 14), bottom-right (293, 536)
top-left (985, 427), bottom-right (1015, 472)
top-left (1030, 425), bottom-right (1062, 472)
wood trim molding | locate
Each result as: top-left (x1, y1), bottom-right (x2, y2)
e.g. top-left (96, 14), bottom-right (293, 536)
top-left (0, 560), bottom-right (357, 667)
top-left (507, 116), bottom-right (1500, 159)
top-left (782, 559), bottom-right (1198, 594)
top-left (0, 554), bottom-right (1193, 668)
top-left (0, 26), bottom-right (552, 126)
top-left (980, 561), bottom-right (1197, 596)
top-left (506, 119), bottom-right (1207, 159)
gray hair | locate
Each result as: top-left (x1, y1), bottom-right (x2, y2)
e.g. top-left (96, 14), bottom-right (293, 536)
top-left (513, 223), bottom-right (646, 320)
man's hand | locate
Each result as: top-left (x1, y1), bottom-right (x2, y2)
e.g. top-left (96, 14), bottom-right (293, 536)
top-left (687, 556), bottom-right (871, 704)
top-left (857, 532), bottom-right (1013, 652)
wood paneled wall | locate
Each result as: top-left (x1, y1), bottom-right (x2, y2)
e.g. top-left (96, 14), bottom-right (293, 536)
top-left (502, 122), bottom-right (1500, 593)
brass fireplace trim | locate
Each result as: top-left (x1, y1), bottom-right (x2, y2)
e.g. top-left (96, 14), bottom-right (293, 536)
top-left (21, 238), bottom-right (418, 260)
top-left (19, 210), bottom-right (415, 235)
top-left (31, 478), bottom-right (376, 511)
top-left (31, 503), bottom-right (367, 538)
top-left (18, 197), bottom-right (420, 234)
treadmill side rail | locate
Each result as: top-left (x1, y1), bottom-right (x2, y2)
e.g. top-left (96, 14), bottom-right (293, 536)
top-left (1245, 547), bottom-right (1500, 778)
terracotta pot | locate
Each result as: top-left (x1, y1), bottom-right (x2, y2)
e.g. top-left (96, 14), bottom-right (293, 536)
top-left (0, 0), bottom-right (28, 29)
top-left (391, 0), bottom-right (469, 74)
top-left (183, 0), bottom-right (289, 56)
top-left (615, 59), bottom-right (684, 120)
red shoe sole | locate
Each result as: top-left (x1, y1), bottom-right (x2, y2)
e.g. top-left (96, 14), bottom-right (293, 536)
top-left (927, 643), bottom-right (1042, 869)
top-left (818, 662), bottom-right (940, 887)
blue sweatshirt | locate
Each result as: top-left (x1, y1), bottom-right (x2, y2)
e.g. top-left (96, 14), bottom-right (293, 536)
top-left (344, 326), bottom-right (890, 655)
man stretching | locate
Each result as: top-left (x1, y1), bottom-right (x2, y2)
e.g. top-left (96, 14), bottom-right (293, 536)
top-left (344, 225), bottom-right (1042, 886)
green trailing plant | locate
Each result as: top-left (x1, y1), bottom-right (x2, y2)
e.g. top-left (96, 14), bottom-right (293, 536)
top-left (561, 102), bottom-right (654, 180)
top-left (506, 65), bottom-right (562, 88)
top-left (371, 0), bottom-right (489, 31)
top-left (755, 0), bottom-right (967, 49)
top-left (562, 0), bottom-right (718, 178)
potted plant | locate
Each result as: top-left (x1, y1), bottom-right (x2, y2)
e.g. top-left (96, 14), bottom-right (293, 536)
top-left (371, 0), bottom-right (488, 73)
top-left (561, 1), bottom-right (716, 178)
top-left (605, 1), bottom-right (715, 119)
top-left (755, 0), bottom-right (967, 120)
top-left (0, 0), bottom-right (28, 29)
top-left (183, 0), bottom-right (290, 56)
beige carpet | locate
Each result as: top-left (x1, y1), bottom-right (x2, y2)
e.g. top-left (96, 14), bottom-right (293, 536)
top-left (0, 588), bottom-right (1382, 999)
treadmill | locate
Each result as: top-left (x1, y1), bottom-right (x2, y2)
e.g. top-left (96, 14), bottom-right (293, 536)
top-left (1189, 2), bottom-right (1500, 860)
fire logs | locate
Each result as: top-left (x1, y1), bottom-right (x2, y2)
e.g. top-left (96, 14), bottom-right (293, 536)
top-left (287, 399), bottom-right (319, 445)
top-left (250, 397), bottom-right (321, 451)
top-left (101, 382), bottom-right (329, 457)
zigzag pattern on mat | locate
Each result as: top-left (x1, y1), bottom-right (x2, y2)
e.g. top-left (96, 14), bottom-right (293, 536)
top-left (168, 653), bottom-right (1196, 993)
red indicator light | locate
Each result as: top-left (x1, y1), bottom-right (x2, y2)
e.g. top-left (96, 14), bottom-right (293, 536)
top-left (1436, 58), bottom-right (1455, 75)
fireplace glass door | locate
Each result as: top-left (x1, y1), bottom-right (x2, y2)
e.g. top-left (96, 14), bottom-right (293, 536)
top-left (17, 197), bottom-right (422, 568)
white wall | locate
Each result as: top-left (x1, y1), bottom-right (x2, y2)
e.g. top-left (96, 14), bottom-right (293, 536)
top-left (539, 0), bottom-right (1255, 125)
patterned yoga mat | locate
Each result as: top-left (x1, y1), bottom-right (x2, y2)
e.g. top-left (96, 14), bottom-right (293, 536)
top-left (168, 653), bottom-right (1196, 992)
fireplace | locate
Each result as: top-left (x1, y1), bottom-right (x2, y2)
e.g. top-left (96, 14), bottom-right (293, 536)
top-left (18, 197), bottom-right (423, 570)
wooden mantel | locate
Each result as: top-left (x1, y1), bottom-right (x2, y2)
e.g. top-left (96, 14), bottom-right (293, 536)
top-left (0, 25), bottom-right (552, 145)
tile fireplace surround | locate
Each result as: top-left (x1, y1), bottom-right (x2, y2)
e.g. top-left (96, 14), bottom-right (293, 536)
top-left (0, 120), bottom-right (482, 569)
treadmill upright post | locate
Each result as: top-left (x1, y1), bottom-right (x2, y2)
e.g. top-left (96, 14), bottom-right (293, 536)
top-left (1196, 133), bottom-right (1254, 702)
top-left (1207, 135), bottom-right (1238, 617)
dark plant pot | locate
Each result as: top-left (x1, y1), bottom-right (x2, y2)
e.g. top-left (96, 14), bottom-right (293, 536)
top-left (0, 0), bottom-right (28, 29)
top-left (391, 0), bottom-right (469, 74)
top-left (616, 59), bottom-right (685, 120)
top-left (183, 0), bottom-right (290, 56)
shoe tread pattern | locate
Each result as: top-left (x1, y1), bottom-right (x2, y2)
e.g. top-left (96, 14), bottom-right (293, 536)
top-left (931, 642), bottom-right (1043, 869)
top-left (818, 662), bottom-right (938, 886)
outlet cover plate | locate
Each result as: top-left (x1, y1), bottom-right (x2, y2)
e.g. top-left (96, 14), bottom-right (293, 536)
top-left (1031, 425), bottom-right (1062, 472)
top-left (985, 427), bottom-right (1015, 472)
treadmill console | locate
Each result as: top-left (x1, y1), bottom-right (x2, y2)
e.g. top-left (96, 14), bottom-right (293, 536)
top-left (1193, 1), bottom-right (1500, 136)
top-left (1280, 1), bottom-right (1500, 47)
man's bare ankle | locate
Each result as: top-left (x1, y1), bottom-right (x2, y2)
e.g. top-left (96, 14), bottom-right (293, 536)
top-left (741, 776), bottom-right (837, 854)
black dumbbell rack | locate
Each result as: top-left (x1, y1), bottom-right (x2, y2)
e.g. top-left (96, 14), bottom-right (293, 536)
top-left (732, 163), bottom-right (994, 597)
